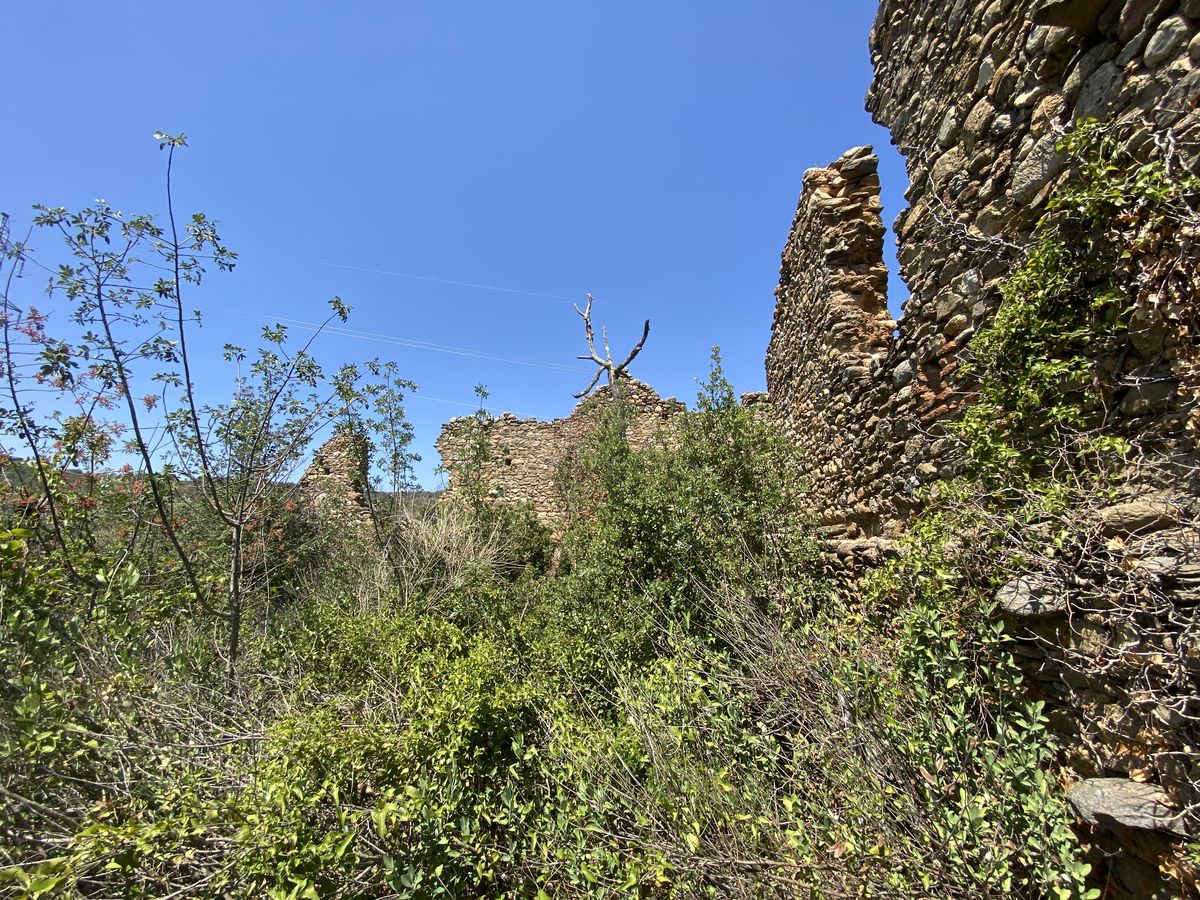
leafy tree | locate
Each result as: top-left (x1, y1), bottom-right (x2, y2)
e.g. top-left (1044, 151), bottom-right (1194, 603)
top-left (1, 134), bottom-right (388, 683)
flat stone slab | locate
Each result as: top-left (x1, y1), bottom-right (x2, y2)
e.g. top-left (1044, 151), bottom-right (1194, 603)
top-left (996, 574), bottom-right (1068, 617)
top-left (1067, 778), bottom-right (1190, 838)
top-left (1031, 0), bottom-right (1108, 30)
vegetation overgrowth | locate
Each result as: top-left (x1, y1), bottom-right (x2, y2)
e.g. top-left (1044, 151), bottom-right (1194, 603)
top-left (2, 121), bottom-right (1195, 897)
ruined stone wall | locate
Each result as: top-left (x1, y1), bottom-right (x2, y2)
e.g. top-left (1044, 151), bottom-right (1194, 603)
top-left (764, 1), bottom-right (1200, 894)
top-left (298, 431), bottom-right (374, 536)
top-left (765, 146), bottom-right (909, 543)
top-left (867, 0), bottom-right (1200, 448)
top-left (771, 0), bottom-right (1200, 532)
top-left (435, 379), bottom-right (684, 529)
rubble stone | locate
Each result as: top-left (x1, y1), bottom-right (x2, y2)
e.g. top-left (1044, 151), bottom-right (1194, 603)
top-left (1067, 778), bottom-right (1190, 836)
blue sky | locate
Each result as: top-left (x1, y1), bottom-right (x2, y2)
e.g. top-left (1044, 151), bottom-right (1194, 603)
top-left (3, 2), bottom-right (906, 488)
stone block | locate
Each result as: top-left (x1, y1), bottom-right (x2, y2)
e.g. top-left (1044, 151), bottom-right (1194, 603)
top-left (996, 574), bottom-right (1070, 616)
top-left (1099, 500), bottom-right (1180, 535)
top-left (1120, 379), bottom-right (1175, 416)
top-left (1010, 132), bottom-right (1067, 203)
top-left (1067, 778), bottom-right (1190, 836)
top-left (1031, 0), bottom-right (1110, 32)
top-left (937, 108), bottom-right (962, 148)
top-left (1144, 15), bottom-right (1191, 65)
top-left (1118, 0), bottom-right (1170, 44)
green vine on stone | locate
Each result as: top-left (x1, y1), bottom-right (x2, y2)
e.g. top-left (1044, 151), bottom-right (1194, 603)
top-left (958, 119), bottom-right (1200, 483)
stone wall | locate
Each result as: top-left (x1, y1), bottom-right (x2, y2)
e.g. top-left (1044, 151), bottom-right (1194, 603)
top-left (761, 1), bottom-right (1199, 894)
top-left (435, 379), bottom-right (683, 529)
top-left (772, 3), bottom-right (1200, 539)
top-left (298, 431), bottom-right (374, 536)
top-left (864, 0), bottom-right (1200, 475)
top-left (765, 146), bottom-right (910, 542)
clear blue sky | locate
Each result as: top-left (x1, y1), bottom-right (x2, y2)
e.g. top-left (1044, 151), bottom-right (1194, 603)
top-left (3, 2), bottom-right (906, 488)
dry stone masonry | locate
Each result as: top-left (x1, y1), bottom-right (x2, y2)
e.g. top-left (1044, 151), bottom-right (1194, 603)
top-left (771, 2), bottom-right (1200, 538)
top-left (298, 430), bottom-right (374, 537)
top-left (758, 0), bottom-right (1200, 894)
top-left (765, 146), bottom-right (907, 544)
top-left (436, 379), bottom-right (683, 529)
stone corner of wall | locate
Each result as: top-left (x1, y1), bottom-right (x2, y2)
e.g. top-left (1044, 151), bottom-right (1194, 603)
top-left (298, 430), bottom-right (373, 533)
top-left (770, 143), bottom-right (892, 365)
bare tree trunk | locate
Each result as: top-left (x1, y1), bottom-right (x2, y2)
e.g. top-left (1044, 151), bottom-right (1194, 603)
top-left (573, 294), bottom-right (650, 399)
top-left (227, 521), bottom-right (244, 688)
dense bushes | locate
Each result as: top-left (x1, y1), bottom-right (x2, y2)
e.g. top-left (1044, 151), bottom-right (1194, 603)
top-left (0, 348), bottom-right (1099, 897)
top-left (8, 123), bottom-right (1183, 897)
top-left (560, 352), bottom-right (816, 614)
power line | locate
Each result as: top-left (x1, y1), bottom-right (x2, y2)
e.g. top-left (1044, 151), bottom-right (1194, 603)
top-left (271, 253), bottom-right (759, 324)
top-left (200, 303), bottom-right (592, 375)
top-left (199, 303), bottom-right (701, 393)
top-left (9, 221), bottom-right (761, 323)
top-left (10, 242), bottom-right (705, 394)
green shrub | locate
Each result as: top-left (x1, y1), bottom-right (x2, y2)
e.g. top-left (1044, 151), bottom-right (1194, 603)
top-left (959, 119), bottom-right (1199, 481)
top-left (12, 122), bottom-right (1190, 896)
top-left (561, 350), bottom-right (819, 623)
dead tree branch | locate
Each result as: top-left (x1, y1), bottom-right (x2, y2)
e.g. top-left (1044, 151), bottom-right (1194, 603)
top-left (573, 294), bottom-right (650, 398)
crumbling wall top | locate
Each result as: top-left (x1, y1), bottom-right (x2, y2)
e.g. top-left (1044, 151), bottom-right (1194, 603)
top-left (436, 378), bottom-right (683, 528)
